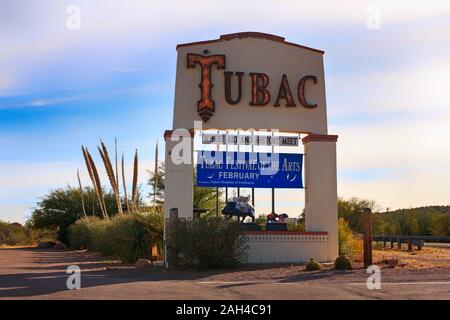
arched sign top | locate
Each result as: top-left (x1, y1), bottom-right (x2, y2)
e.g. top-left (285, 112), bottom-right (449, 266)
top-left (172, 32), bottom-right (329, 134)
top-left (177, 32), bottom-right (325, 55)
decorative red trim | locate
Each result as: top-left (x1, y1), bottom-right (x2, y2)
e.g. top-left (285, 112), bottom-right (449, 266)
top-left (177, 32), bottom-right (324, 55)
top-left (220, 32), bottom-right (285, 42)
top-left (243, 231), bottom-right (328, 236)
top-left (302, 134), bottom-right (338, 144)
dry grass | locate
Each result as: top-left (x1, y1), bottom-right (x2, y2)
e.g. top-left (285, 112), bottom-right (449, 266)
top-left (351, 239), bottom-right (450, 269)
top-left (372, 246), bottom-right (450, 269)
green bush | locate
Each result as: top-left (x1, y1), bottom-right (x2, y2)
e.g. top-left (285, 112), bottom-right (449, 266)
top-left (68, 216), bottom-right (102, 250)
top-left (68, 210), bottom-right (163, 263)
top-left (108, 212), bottom-right (162, 263)
top-left (305, 258), bottom-right (322, 271)
top-left (338, 218), bottom-right (360, 260)
top-left (334, 254), bottom-right (352, 270)
top-left (167, 217), bottom-right (248, 269)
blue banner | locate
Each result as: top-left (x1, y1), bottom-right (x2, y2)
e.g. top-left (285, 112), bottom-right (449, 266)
top-left (196, 151), bottom-right (303, 189)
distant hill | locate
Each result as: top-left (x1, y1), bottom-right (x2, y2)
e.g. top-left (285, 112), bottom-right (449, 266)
top-left (380, 205), bottom-right (450, 215)
top-left (374, 206), bottom-right (450, 236)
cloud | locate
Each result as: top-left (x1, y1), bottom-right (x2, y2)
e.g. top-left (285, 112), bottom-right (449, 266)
top-left (333, 111), bottom-right (450, 172)
top-left (327, 60), bottom-right (450, 116)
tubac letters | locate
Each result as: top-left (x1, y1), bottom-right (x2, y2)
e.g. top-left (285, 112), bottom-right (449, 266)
top-left (187, 53), bottom-right (318, 122)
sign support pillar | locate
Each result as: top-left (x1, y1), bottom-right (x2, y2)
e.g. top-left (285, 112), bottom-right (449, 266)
top-left (302, 134), bottom-right (339, 261)
top-left (163, 130), bottom-right (194, 220)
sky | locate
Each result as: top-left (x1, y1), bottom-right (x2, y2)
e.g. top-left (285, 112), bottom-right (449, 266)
top-left (1, 0), bottom-right (450, 223)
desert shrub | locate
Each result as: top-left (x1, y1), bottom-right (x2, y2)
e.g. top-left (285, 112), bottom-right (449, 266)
top-left (27, 186), bottom-right (121, 245)
top-left (0, 221), bottom-right (27, 245)
top-left (68, 210), bottom-right (163, 263)
top-left (338, 218), bottom-right (360, 260)
top-left (68, 216), bottom-right (103, 250)
top-left (108, 212), bottom-right (162, 263)
top-left (80, 218), bottom-right (114, 256)
top-left (26, 228), bottom-right (57, 244)
top-left (334, 254), bottom-right (352, 270)
top-left (0, 220), bottom-right (55, 246)
top-left (167, 217), bottom-right (248, 269)
top-left (305, 258), bottom-right (322, 271)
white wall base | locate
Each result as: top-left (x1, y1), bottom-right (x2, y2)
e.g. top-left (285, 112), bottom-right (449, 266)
top-left (243, 231), bottom-right (329, 263)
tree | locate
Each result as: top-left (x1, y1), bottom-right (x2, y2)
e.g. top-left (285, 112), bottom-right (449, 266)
top-left (147, 163), bottom-right (165, 205)
top-left (27, 186), bottom-right (118, 244)
top-left (338, 197), bottom-right (377, 233)
top-left (147, 161), bottom-right (224, 214)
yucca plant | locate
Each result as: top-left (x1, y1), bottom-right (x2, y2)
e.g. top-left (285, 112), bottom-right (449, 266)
top-left (108, 212), bottom-right (161, 263)
top-left (82, 146), bottom-right (108, 219)
top-left (98, 139), bottom-right (123, 216)
top-left (81, 139), bottom-right (141, 218)
top-left (131, 149), bottom-right (139, 211)
top-left (77, 169), bottom-right (87, 218)
top-left (121, 152), bottom-right (130, 212)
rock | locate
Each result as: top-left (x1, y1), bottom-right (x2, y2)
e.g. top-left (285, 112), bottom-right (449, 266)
top-left (305, 258), bottom-right (322, 271)
top-left (37, 241), bottom-right (56, 249)
top-left (386, 258), bottom-right (399, 268)
top-left (380, 257), bottom-right (399, 268)
top-left (53, 242), bottom-right (67, 250)
top-left (135, 259), bottom-right (153, 268)
top-left (334, 254), bottom-right (352, 270)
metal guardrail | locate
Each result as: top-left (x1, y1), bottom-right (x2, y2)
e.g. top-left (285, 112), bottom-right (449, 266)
top-left (372, 235), bottom-right (450, 251)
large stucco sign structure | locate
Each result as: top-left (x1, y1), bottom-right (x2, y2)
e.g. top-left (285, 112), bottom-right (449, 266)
top-left (164, 32), bottom-right (338, 262)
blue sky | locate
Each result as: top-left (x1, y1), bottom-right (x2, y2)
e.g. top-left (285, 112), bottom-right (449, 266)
top-left (1, 0), bottom-right (450, 222)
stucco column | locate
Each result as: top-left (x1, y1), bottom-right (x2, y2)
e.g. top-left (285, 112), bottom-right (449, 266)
top-left (163, 130), bottom-right (194, 219)
top-left (302, 134), bottom-right (339, 261)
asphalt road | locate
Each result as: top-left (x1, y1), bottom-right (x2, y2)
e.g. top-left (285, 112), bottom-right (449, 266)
top-left (1, 247), bottom-right (450, 300)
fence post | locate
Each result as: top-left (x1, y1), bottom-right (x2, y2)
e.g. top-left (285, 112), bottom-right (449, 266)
top-left (169, 207), bottom-right (179, 225)
top-left (363, 208), bottom-right (373, 268)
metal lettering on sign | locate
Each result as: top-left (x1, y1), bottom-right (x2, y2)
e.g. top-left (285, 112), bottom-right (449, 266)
top-left (202, 134), bottom-right (299, 147)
